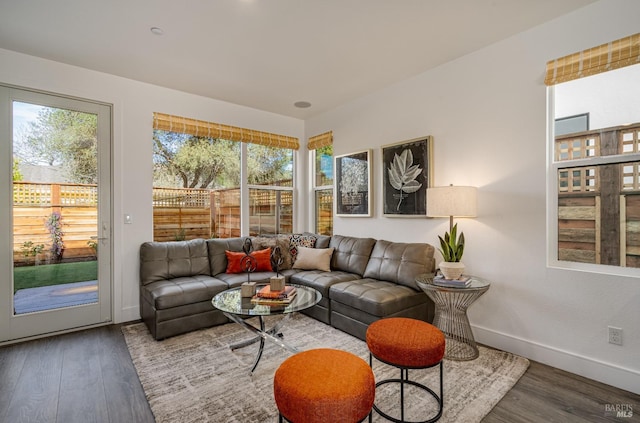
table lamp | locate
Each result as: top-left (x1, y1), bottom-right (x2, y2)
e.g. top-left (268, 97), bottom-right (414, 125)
top-left (427, 185), bottom-right (477, 280)
top-left (426, 185), bottom-right (477, 231)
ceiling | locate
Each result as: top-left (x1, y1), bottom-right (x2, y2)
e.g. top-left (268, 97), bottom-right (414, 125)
top-left (0, 0), bottom-right (597, 119)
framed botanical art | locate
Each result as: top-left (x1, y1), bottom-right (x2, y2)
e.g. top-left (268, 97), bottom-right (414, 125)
top-left (334, 149), bottom-right (372, 217)
top-left (382, 136), bottom-right (433, 217)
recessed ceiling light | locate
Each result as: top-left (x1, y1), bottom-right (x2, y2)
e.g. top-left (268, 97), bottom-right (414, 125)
top-left (294, 101), bottom-right (312, 108)
top-left (150, 27), bottom-right (164, 36)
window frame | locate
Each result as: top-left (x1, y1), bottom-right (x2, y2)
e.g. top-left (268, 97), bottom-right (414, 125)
top-left (245, 142), bottom-right (295, 236)
top-left (547, 87), bottom-right (640, 277)
top-left (152, 129), bottom-right (296, 239)
top-left (311, 145), bottom-right (333, 235)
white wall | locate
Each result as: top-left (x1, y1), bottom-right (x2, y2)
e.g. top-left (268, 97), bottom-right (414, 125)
top-left (556, 64), bottom-right (640, 129)
top-left (2, 0), bottom-right (638, 395)
top-left (306, 0), bottom-right (640, 394)
top-left (0, 48), bottom-right (305, 324)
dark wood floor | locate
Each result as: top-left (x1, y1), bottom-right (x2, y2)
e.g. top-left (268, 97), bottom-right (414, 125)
top-left (0, 324), bottom-right (638, 423)
top-left (0, 325), bottom-right (153, 423)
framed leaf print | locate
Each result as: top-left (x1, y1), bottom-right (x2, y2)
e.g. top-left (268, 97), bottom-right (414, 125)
top-left (335, 149), bottom-right (372, 217)
top-left (382, 136), bottom-right (433, 217)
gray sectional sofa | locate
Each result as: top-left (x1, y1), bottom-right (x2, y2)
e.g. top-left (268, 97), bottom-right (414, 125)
top-left (139, 234), bottom-right (436, 340)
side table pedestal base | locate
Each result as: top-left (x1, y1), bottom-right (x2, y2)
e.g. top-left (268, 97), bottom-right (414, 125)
top-left (433, 306), bottom-right (479, 361)
top-left (416, 274), bottom-right (491, 362)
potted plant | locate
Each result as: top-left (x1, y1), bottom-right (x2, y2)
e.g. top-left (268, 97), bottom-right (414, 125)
top-left (437, 223), bottom-right (466, 280)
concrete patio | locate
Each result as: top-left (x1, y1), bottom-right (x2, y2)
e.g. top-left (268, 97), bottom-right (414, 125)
top-left (14, 280), bottom-right (98, 314)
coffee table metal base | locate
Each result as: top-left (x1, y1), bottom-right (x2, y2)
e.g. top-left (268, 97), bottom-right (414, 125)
top-left (224, 312), bottom-right (299, 374)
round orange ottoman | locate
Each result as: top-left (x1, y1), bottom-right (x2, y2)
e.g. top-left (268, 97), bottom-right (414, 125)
top-left (274, 348), bottom-right (375, 423)
top-left (366, 317), bottom-right (445, 423)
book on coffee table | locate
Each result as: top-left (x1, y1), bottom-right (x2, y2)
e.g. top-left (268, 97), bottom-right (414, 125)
top-left (251, 285), bottom-right (297, 305)
top-left (433, 275), bottom-right (472, 288)
top-left (255, 285), bottom-right (297, 299)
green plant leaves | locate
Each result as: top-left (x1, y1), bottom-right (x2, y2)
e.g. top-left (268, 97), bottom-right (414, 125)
top-left (437, 223), bottom-right (465, 262)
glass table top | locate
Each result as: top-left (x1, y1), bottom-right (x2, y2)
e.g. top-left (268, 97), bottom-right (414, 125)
top-left (415, 274), bottom-right (490, 291)
top-left (212, 284), bottom-right (322, 316)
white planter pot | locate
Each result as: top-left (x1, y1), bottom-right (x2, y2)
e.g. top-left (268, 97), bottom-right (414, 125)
top-left (439, 261), bottom-right (465, 280)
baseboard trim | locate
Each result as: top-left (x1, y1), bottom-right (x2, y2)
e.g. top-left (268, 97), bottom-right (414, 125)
top-left (116, 305), bottom-right (141, 324)
top-left (473, 324), bottom-right (640, 395)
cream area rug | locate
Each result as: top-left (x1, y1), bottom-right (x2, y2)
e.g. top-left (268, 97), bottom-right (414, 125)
top-left (122, 314), bottom-right (529, 423)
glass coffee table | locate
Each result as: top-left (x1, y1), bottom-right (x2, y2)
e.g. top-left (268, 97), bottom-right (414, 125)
top-left (212, 284), bottom-right (321, 374)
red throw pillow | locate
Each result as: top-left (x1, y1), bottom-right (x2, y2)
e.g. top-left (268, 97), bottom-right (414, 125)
top-left (252, 247), bottom-right (273, 272)
top-left (225, 248), bottom-right (272, 273)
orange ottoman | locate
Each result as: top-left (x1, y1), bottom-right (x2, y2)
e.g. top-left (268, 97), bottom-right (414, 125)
top-left (366, 317), bottom-right (445, 423)
top-left (274, 348), bottom-right (375, 423)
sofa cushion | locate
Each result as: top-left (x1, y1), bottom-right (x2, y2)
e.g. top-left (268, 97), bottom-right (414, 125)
top-left (363, 240), bottom-right (434, 290)
top-left (215, 271), bottom-right (278, 288)
top-left (207, 237), bottom-right (245, 276)
top-left (329, 279), bottom-right (428, 317)
top-left (304, 232), bottom-right (331, 249)
top-left (141, 275), bottom-right (228, 310)
top-left (290, 270), bottom-right (362, 307)
top-left (140, 239), bottom-right (210, 285)
top-left (329, 235), bottom-right (376, 276)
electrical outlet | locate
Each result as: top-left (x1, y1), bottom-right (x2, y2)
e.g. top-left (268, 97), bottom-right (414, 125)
top-left (608, 326), bottom-right (623, 346)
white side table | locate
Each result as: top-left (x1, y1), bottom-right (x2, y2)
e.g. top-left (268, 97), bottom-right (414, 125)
top-left (416, 274), bottom-right (490, 361)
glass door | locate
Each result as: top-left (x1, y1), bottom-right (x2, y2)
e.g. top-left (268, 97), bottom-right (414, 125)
top-left (0, 86), bottom-right (112, 343)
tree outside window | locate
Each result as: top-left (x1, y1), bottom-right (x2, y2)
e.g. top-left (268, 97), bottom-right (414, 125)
top-left (152, 129), bottom-right (294, 241)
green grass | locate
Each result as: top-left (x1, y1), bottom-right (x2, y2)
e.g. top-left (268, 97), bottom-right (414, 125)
top-left (13, 261), bottom-right (98, 293)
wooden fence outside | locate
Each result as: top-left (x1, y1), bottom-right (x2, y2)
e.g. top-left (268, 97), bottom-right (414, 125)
top-left (151, 187), bottom-right (295, 242)
top-left (13, 182), bottom-right (98, 265)
top-left (315, 189), bottom-right (333, 236)
top-left (152, 187), bottom-right (213, 242)
top-left (556, 122), bottom-right (640, 267)
top-left (13, 182), bottom-right (328, 262)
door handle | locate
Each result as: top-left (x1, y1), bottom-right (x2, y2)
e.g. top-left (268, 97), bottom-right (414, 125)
top-left (100, 222), bottom-right (109, 242)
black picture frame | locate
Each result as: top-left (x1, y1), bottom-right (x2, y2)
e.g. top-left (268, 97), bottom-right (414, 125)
top-left (382, 136), bottom-right (433, 217)
top-left (334, 149), bottom-right (372, 217)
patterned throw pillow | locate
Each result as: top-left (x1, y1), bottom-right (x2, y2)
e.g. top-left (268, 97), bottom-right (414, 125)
top-left (253, 236), bottom-right (293, 270)
top-left (289, 234), bottom-right (317, 263)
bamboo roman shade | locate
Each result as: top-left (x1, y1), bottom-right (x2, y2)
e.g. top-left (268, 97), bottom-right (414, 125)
top-left (544, 33), bottom-right (640, 86)
top-left (307, 131), bottom-right (333, 150)
top-left (153, 112), bottom-right (299, 150)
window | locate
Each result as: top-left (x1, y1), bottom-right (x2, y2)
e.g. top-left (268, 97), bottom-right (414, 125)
top-left (555, 113), bottom-right (589, 137)
top-left (152, 113), bottom-right (298, 240)
top-left (308, 132), bottom-right (333, 235)
top-left (248, 142), bottom-right (294, 235)
top-left (547, 33), bottom-right (640, 270)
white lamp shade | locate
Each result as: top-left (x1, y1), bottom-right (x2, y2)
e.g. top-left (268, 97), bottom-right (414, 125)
top-left (426, 186), bottom-right (477, 218)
